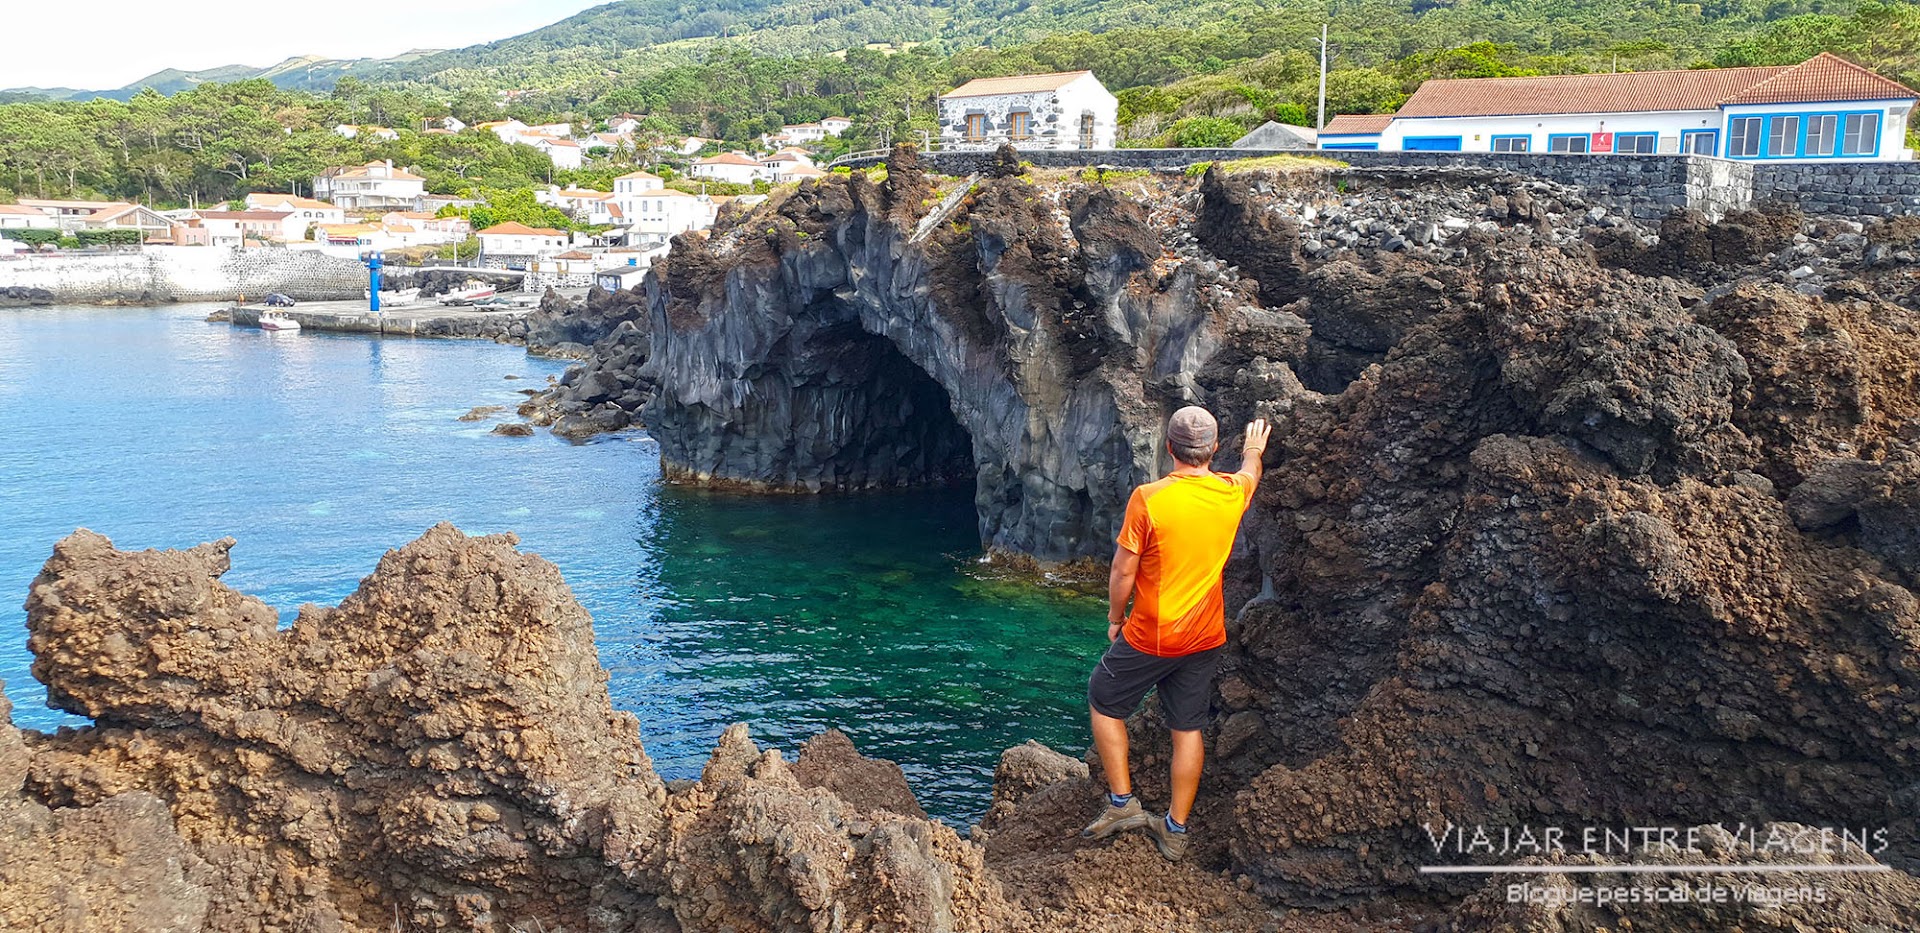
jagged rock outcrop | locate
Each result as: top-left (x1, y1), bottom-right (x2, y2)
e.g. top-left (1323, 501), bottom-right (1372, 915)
top-left (0, 690), bottom-right (210, 933)
top-left (518, 286), bottom-right (656, 439)
top-left (8, 526), bottom-right (1042, 932)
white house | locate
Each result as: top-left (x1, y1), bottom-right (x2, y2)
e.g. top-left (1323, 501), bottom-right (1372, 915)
top-left (1317, 114), bottom-right (1394, 151)
top-left (527, 122), bottom-right (574, 138)
top-left (532, 137), bottom-right (585, 170)
top-left (690, 152), bottom-right (766, 185)
top-left (623, 188), bottom-right (718, 246)
top-left (779, 165), bottom-right (829, 184)
top-left (938, 70), bottom-right (1119, 151)
top-left (82, 204), bottom-right (179, 242)
top-left (191, 210), bottom-right (299, 247)
top-left (607, 114), bottom-right (644, 135)
top-left (479, 120), bottom-right (529, 144)
top-left (0, 203), bottom-right (57, 230)
top-left (440, 116), bottom-right (467, 133)
top-left (244, 193), bottom-right (344, 239)
top-left (1360, 53), bottom-right (1915, 160)
top-left (610, 170), bottom-right (665, 225)
top-left (313, 161), bottom-right (427, 212)
top-left (595, 263), bottom-right (650, 292)
top-left (380, 211), bottom-right (470, 246)
top-left (478, 222), bottom-right (567, 259)
top-left (821, 116), bottom-right (853, 136)
top-left (779, 122), bottom-right (829, 144)
top-left (762, 149), bottom-right (816, 181)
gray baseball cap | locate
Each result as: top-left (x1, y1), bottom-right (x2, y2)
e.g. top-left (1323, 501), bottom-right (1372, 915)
top-left (1167, 406), bottom-right (1218, 448)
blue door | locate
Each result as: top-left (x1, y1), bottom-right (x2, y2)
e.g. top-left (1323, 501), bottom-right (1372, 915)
top-left (1403, 136), bottom-right (1464, 151)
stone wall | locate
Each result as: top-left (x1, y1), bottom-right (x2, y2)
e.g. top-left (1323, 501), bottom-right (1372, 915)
top-left (1750, 160), bottom-right (1920, 217)
top-left (889, 148), bottom-right (1919, 222)
top-left (0, 247), bottom-right (366, 304)
top-left (524, 270), bottom-right (594, 292)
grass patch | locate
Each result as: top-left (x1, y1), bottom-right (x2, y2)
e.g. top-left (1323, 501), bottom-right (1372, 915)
top-left (1215, 154), bottom-right (1347, 174)
top-left (1079, 167), bottom-right (1152, 183)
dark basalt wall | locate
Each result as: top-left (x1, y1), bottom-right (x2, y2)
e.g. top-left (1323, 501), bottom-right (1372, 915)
top-left (636, 153), bottom-right (1279, 560)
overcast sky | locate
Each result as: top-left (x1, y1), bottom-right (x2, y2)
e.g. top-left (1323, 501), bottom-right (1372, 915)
top-left (2, 0), bottom-right (605, 90)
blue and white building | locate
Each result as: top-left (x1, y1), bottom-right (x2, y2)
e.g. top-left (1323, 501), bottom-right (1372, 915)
top-left (1330, 53), bottom-right (1915, 161)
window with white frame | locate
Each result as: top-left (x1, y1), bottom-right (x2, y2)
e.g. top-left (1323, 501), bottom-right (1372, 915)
top-left (1683, 130), bottom-right (1718, 155)
top-left (1728, 117), bottom-right (1763, 157)
top-left (1766, 116), bottom-right (1800, 157)
top-left (1843, 113), bottom-right (1881, 156)
top-left (1805, 114), bottom-right (1839, 156)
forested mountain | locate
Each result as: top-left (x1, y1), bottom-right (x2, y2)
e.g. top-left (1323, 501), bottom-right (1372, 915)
top-left (0, 0), bottom-right (1914, 210)
top-left (1, 52), bottom-right (442, 103)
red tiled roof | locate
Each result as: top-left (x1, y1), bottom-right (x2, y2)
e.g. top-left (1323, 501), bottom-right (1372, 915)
top-left (698, 152), bottom-right (763, 166)
top-left (1721, 52), bottom-right (1918, 106)
top-left (478, 222), bottom-right (565, 237)
top-left (334, 161), bottom-right (426, 181)
top-left (1398, 66), bottom-right (1791, 117)
top-left (554, 249), bottom-right (595, 260)
top-left (196, 211), bottom-right (293, 221)
top-left (1321, 114), bottom-right (1393, 135)
top-left (617, 170), bottom-right (661, 180)
top-left (943, 70), bottom-right (1094, 99)
top-left (0, 204), bottom-right (45, 215)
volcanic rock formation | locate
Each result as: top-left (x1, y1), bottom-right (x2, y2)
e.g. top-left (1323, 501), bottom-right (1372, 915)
top-left (9, 151), bottom-right (1920, 930)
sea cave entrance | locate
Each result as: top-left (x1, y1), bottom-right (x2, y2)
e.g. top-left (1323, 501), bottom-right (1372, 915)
top-left (797, 320), bottom-right (975, 492)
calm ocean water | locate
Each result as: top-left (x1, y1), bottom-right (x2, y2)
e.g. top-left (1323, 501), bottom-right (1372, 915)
top-left (0, 304), bottom-right (1102, 822)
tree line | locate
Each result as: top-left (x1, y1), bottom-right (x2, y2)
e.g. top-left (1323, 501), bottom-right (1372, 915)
top-left (0, 0), bottom-right (1913, 207)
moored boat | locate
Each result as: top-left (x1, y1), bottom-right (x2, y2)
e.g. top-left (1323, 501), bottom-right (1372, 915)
top-left (258, 311), bottom-right (301, 332)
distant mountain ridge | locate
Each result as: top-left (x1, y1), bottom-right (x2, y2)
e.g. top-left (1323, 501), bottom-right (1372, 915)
top-left (3, 50), bottom-right (443, 102)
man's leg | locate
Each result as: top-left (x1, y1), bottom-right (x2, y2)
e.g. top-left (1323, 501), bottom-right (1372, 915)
top-left (1143, 647), bottom-right (1220, 860)
top-left (1090, 708), bottom-right (1132, 796)
top-left (1082, 639), bottom-right (1160, 840)
top-left (1167, 728), bottom-right (1204, 824)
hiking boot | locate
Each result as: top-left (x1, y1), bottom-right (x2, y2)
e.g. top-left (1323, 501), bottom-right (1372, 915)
top-left (1144, 813), bottom-right (1190, 861)
top-left (1079, 797), bottom-right (1149, 840)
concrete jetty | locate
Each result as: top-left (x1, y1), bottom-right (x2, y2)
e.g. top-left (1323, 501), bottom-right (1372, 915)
top-left (228, 299), bottom-right (524, 335)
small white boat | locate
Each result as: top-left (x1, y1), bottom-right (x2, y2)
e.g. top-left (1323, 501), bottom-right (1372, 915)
top-left (258, 311), bottom-right (301, 332)
top-left (438, 285), bottom-right (498, 306)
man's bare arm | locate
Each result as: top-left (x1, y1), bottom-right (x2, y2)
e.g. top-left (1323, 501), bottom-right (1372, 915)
top-left (1238, 418), bottom-right (1271, 488)
top-left (1107, 544), bottom-right (1141, 642)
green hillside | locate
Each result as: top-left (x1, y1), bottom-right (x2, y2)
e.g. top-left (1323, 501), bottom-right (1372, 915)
top-left (0, 0), bottom-right (1913, 210)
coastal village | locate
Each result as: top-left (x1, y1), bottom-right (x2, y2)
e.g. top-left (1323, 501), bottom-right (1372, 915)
top-left (0, 50), bottom-right (1913, 302)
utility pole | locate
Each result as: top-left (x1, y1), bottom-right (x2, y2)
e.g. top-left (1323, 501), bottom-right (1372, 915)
top-left (1317, 24), bottom-right (1330, 136)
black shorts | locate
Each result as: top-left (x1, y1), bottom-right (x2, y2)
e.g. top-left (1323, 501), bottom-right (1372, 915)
top-left (1087, 636), bottom-right (1222, 732)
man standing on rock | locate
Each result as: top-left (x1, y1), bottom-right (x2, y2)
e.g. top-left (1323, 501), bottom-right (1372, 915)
top-left (1082, 405), bottom-right (1268, 861)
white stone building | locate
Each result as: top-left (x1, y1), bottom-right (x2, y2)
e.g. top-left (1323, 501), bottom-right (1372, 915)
top-left (1350, 53), bottom-right (1915, 160)
top-left (0, 204), bottom-right (57, 230)
top-left (690, 152), bottom-right (767, 185)
top-left (938, 70), bottom-right (1118, 151)
top-left (313, 161), bottom-right (427, 212)
top-left (477, 222), bottom-right (567, 262)
top-left (244, 193), bottom-right (344, 239)
top-left (623, 188), bottom-right (718, 247)
top-left (532, 137), bottom-right (585, 170)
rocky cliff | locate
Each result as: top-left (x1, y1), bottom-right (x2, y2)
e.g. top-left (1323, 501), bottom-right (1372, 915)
top-left (10, 148), bottom-right (1920, 930)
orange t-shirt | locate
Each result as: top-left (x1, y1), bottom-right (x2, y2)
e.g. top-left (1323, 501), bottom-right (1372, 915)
top-left (1117, 471), bottom-right (1257, 657)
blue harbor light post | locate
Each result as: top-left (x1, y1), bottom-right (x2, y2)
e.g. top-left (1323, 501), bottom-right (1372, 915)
top-left (364, 252), bottom-right (383, 314)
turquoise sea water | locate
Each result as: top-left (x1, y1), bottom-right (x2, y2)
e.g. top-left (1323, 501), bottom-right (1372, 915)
top-left (0, 305), bottom-right (1103, 822)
